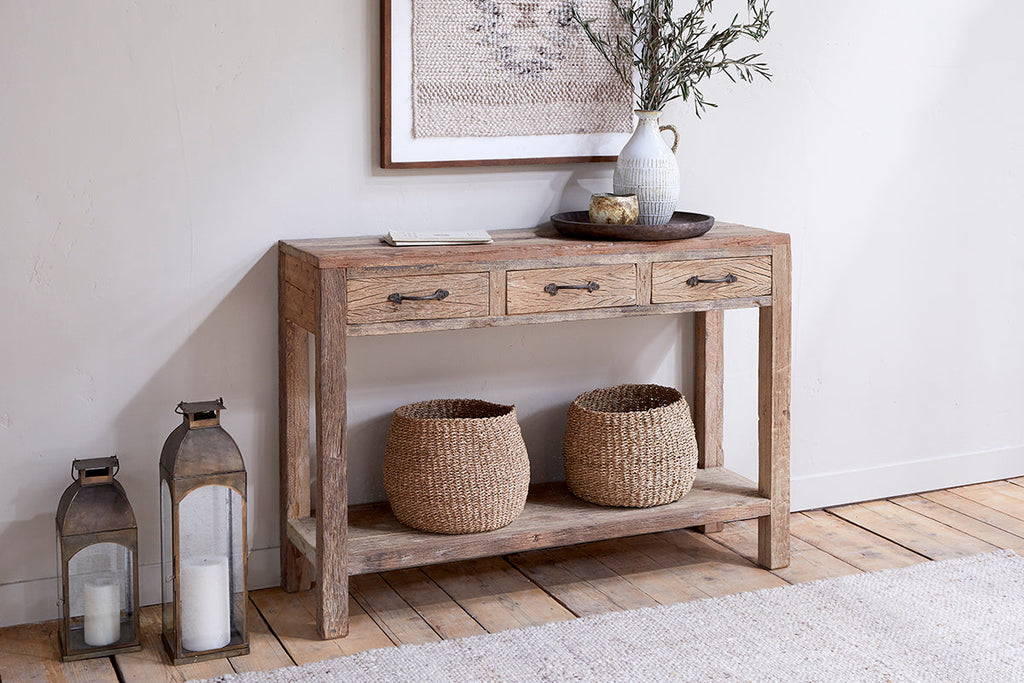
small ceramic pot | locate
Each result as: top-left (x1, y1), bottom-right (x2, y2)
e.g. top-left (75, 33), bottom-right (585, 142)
top-left (589, 193), bottom-right (639, 225)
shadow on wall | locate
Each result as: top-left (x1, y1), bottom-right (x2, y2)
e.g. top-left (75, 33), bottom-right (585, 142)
top-left (0, 509), bottom-right (54, 586)
top-left (110, 247), bottom-right (279, 567)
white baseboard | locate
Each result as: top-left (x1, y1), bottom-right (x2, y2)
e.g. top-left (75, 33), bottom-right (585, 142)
top-left (791, 445), bottom-right (1024, 511)
top-left (3, 447), bottom-right (1022, 627)
top-left (0, 546), bottom-right (281, 629)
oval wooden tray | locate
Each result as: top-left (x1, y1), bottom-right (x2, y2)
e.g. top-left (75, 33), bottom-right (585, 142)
top-left (551, 211), bottom-right (715, 241)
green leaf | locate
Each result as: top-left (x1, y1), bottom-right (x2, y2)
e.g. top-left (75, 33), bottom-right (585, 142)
top-left (572, 0), bottom-right (773, 112)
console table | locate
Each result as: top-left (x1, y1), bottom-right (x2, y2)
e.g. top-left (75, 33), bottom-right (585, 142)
top-left (278, 225), bottom-right (791, 639)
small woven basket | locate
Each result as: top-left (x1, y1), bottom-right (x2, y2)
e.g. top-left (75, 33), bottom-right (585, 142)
top-left (383, 399), bottom-right (530, 534)
top-left (563, 384), bottom-right (698, 508)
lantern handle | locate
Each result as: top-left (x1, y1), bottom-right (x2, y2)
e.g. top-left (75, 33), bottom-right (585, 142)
top-left (175, 397), bottom-right (225, 415)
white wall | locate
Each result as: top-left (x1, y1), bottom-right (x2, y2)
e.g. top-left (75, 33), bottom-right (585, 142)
top-left (2, 0), bottom-right (1022, 627)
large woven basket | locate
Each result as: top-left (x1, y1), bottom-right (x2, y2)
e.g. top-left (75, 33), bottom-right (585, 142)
top-left (563, 384), bottom-right (698, 508)
top-left (383, 399), bottom-right (530, 534)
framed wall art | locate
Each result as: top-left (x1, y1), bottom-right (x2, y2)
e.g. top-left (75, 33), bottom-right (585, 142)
top-left (381, 0), bottom-right (634, 169)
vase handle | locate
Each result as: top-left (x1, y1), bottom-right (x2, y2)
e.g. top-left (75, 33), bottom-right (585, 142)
top-left (660, 124), bottom-right (679, 153)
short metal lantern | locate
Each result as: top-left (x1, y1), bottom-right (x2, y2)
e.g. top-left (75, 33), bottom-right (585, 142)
top-left (56, 456), bottom-right (142, 661)
top-left (160, 398), bottom-right (249, 664)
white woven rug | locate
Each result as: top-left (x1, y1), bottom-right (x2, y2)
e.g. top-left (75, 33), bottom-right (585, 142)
top-left (200, 551), bottom-right (1024, 682)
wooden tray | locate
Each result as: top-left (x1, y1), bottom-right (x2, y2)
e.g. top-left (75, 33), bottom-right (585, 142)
top-left (551, 211), bottom-right (715, 241)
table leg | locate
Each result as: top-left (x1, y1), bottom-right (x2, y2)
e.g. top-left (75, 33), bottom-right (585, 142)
top-left (757, 242), bottom-right (792, 569)
top-left (695, 309), bottom-right (725, 534)
top-left (279, 311), bottom-right (312, 593)
top-left (315, 268), bottom-right (349, 639)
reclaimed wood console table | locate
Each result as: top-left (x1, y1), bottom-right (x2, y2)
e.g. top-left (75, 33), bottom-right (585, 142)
top-left (278, 225), bottom-right (791, 639)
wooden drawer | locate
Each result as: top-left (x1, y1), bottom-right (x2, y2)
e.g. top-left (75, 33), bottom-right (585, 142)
top-left (506, 264), bottom-right (637, 315)
top-left (347, 273), bottom-right (489, 324)
top-left (652, 257), bottom-right (771, 303)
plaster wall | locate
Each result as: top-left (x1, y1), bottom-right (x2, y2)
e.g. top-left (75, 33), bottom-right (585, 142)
top-left (2, 0), bottom-right (1022, 626)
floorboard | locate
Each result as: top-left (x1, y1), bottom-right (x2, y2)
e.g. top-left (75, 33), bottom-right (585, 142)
top-left (919, 489), bottom-right (1024, 539)
top-left (507, 543), bottom-right (663, 617)
top-left (708, 517), bottom-right (862, 583)
top-left (249, 589), bottom-right (392, 665)
top-left (378, 568), bottom-right (487, 640)
top-left (889, 494), bottom-right (1024, 554)
top-left (0, 620), bottom-right (118, 683)
top-left (571, 536), bottom-right (712, 605)
top-left (421, 557), bottom-right (576, 633)
top-left (115, 605), bottom-right (234, 682)
top-left (635, 529), bottom-right (789, 597)
top-left (3, 477), bottom-right (1022, 681)
top-left (982, 480), bottom-right (1024, 502)
top-left (949, 482), bottom-right (1024, 521)
top-left (227, 600), bottom-right (295, 674)
top-left (789, 510), bottom-right (926, 571)
top-left (350, 573), bottom-right (442, 646)
top-left (827, 499), bottom-right (1000, 560)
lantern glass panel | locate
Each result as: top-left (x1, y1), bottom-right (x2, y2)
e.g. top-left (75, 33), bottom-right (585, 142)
top-left (160, 480), bottom-right (173, 643)
top-left (66, 542), bottom-right (134, 650)
top-left (178, 484), bottom-right (245, 652)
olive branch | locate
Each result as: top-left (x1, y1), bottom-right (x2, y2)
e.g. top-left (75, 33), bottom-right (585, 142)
top-left (572, 0), bottom-right (772, 115)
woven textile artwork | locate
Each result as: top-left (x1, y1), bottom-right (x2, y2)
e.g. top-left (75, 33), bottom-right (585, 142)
top-left (411, 0), bottom-right (633, 138)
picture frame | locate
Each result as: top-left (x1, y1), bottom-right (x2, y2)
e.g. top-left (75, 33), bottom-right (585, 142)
top-left (380, 0), bottom-right (633, 169)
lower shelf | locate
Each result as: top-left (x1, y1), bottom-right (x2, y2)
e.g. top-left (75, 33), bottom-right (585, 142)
top-left (288, 467), bottom-right (769, 576)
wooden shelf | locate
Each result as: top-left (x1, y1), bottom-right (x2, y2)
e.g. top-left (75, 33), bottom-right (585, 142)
top-left (287, 467), bottom-right (768, 576)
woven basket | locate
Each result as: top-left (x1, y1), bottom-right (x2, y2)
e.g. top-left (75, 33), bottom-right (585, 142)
top-left (383, 399), bottom-right (530, 534)
top-left (563, 384), bottom-right (698, 508)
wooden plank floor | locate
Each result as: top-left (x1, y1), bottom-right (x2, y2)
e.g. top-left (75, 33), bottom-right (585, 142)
top-left (3, 476), bottom-right (1023, 681)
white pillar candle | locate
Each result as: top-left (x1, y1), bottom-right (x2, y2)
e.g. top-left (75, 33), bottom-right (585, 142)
top-left (83, 577), bottom-right (120, 647)
top-left (180, 556), bottom-right (231, 651)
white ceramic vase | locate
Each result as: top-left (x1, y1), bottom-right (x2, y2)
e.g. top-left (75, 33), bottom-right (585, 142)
top-left (613, 110), bottom-right (680, 226)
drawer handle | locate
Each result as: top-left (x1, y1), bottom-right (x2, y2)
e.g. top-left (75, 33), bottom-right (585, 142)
top-left (387, 289), bottom-right (450, 304)
top-left (544, 281), bottom-right (600, 296)
top-left (686, 274), bottom-right (738, 287)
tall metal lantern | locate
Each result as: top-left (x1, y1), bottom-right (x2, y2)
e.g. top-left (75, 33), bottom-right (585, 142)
top-left (160, 398), bottom-right (249, 664)
top-left (56, 456), bottom-right (142, 661)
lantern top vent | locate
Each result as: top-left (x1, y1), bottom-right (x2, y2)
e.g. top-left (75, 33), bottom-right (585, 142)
top-left (161, 398), bottom-right (245, 479)
top-left (177, 397), bottom-right (226, 429)
top-left (56, 455), bottom-right (137, 536)
top-left (72, 456), bottom-right (118, 485)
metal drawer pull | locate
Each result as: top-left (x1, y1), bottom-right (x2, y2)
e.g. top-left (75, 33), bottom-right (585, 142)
top-left (388, 289), bottom-right (450, 304)
top-left (544, 281), bottom-right (600, 296)
top-left (686, 274), bottom-right (738, 287)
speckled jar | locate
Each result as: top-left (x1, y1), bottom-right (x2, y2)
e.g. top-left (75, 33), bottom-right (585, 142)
top-left (613, 111), bottom-right (680, 226)
top-left (589, 193), bottom-right (639, 225)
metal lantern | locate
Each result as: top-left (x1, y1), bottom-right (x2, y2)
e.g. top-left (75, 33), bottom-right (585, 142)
top-left (56, 456), bottom-right (142, 661)
top-left (160, 398), bottom-right (249, 664)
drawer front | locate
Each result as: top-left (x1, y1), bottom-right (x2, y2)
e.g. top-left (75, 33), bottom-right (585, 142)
top-left (347, 273), bottom-right (489, 324)
top-left (652, 257), bottom-right (771, 303)
top-left (506, 264), bottom-right (637, 315)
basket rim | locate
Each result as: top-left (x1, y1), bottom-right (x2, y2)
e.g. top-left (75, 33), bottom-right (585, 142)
top-left (570, 383), bottom-right (685, 416)
top-left (393, 397), bottom-right (517, 422)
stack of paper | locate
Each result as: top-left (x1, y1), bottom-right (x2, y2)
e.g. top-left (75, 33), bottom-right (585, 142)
top-left (382, 230), bottom-right (493, 247)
